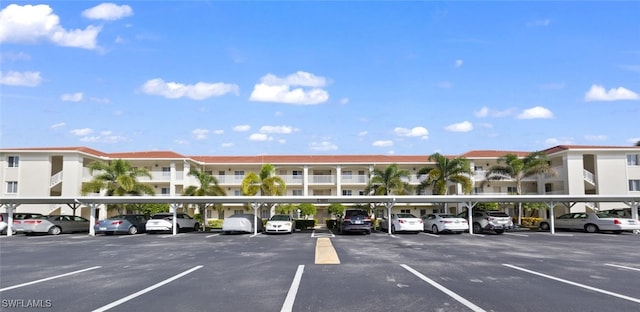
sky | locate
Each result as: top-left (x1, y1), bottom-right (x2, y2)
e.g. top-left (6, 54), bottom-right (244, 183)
top-left (1, 1), bottom-right (639, 156)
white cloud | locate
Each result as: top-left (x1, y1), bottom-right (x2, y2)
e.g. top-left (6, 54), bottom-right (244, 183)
top-left (545, 137), bottom-right (574, 146)
top-left (372, 140), bottom-right (393, 147)
top-left (70, 128), bottom-right (93, 136)
top-left (221, 142), bottom-right (234, 148)
top-left (585, 134), bottom-right (607, 141)
top-left (527, 19), bottom-right (551, 27)
top-left (259, 125), bottom-right (294, 134)
top-left (90, 97), bottom-right (110, 103)
top-left (233, 125), bottom-right (250, 132)
top-left (174, 139), bottom-right (188, 145)
top-left (474, 106), bottom-right (514, 118)
top-left (51, 122), bottom-right (65, 129)
top-left (584, 84), bottom-right (639, 102)
top-left (79, 131), bottom-right (126, 143)
top-left (0, 51), bottom-right (31, 61)
top-left (340, 97), bottom-right (349, 104)
top-left (0, 71), bottom-right (42, 86)
top-left (309, 141), bottom-right (338, 151)
top-left (0, 4), bottom-right (101, 50)
top-left (474, 106), bottom-right (489, 118)
top-left (192, 129), bottom-right (209, 140)
top-left (213, 129), bottom-right (224, 135)
top-left (394, 127), bottom-right (429, 139)
top-left (454, 59), bottom-right (463, 68)
top-left (444, 121), bottom-right (473, 132)
top-left (141, 78), bottom-right (239, 100)
top-left (249, 133), bottom-right (272, 141)
top-left (358, 131), bottom-right (368, 137)
top-left (249, 71), bottom-right (330, 105)
top-left (517, 106), bottom-right (554, 119)
top-left (82, 3), bottom-right (133, 21)
top-left (61, 92), bottom-right (83, 102)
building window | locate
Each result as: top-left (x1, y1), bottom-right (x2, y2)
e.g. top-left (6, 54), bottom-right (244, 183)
top-left (507, 186), bottom-right (517, 194)
top-left (342, 190), bottom-right (352, 196)
top-left (161, 188), bottom-right (170, 195)
top-left (628, 154), bottom-right (640, 166)
top-left (7, 156), bottom-right (19, 167)
top-left (234, 209), bottom-right (244, 215)
top-left (358, 190), bottom-right (365, 196)
top-left (343, 171), bottom-right (352, 180)
top-left (6, 181), bottom-right (18, 193)
top-left (630, 180), bottom-right (640, 191)
top-left (400, 209), bottom-right (411, 214)
top-left (234, 190), bottom-right (241, 196)
top-left (292, 190), bottom-right (303, 196)
top-left (234, 171), bottom-right (244, 177)
top-left (473, 187), bottom-right (483, 194)
top-left (162, 167), bottom-right (170, 176)
top-left (292, 170), bottom-right (303, 179)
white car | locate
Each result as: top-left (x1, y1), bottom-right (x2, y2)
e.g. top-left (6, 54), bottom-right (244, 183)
top-left (539, 212), bottom-right (640, 233)
top-left (145, 213), bottom-right (199, 233)
top-left (379, 213), bottom-right (423, 234)
top-left (422, 213), bottom-right (468, 234)
top-left (222, 214), bottom-right (264, 234)
top-left (265, 214), bottom-right (295, 234)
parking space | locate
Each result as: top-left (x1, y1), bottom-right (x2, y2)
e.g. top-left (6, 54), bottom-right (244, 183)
top-left (1, 230), bottom-right (639, 311)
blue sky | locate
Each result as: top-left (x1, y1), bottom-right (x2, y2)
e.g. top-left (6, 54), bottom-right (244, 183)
top-left (1, 1), bottom-right (639, 156)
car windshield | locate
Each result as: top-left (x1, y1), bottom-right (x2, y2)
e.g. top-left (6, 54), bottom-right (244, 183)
top-left (396, 213), bottom-right (417, 218)
top-left (111, 215), bottom-right (129, 220)
top-left (345, 210), bottom-right (367, 217)
top-left (439, 214), bottom-right (457, 218)
top-left (270, 215), bottom-right (291, 221)
top-left (487, 212), bottom-right (509, 217)
top-left (152, 214), bottom-right (171, 219)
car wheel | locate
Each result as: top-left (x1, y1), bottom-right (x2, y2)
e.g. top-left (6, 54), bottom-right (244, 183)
top-left (472, 223), bottom-right (482, 234)
top-left (495, 229), bottom-right (505, 234)
top-left (128, 226), bottom-right (138, 235)
top-left (539, 222), bottom-right (550, 231)
top-left (584, 224), bottom-right (599, 233)
top-left (193, 223), bottom-right (200, 232)
top-left (105, 232), bottom-right (113, 236)
top-left (48, 226), bottom-right (61, 235)
top-left (175, 224), bottom-right (181, 233)
top-left (431, 225), bottom-right (439, 234)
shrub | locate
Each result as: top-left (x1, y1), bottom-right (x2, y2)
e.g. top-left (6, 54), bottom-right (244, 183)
top-left (207, 219), bottom-right (223, 229)
top-left (295, 219), bottom-right (317, 230)
top-left (519, 217), bottom-right (542, 227)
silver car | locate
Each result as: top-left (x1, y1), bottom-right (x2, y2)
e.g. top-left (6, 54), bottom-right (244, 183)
top-left (222, 214), bottom-right (264, 234)
top-left (457, 210), bottom-right (513, 234)
top-left (95, 214), bottom-right (149, 235)
top-left (17, 215), bottom-right (90, 235)
top-left (539, 212), bottom-right (640, 233)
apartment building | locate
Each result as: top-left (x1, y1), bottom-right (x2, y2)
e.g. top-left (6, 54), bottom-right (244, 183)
top-left (2, 145), bottom-right (639, 223)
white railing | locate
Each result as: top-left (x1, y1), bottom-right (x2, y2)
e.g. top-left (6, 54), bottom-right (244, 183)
top-left (340, 175), bottom-right (368, 184)
top-left (213, 175), bottom-right (246, 185)
top-left (50, 171), bottom-right (63, 187)
top-left (583, 169), bottom-right (595, 185)
top-left (310, 175), bottom-right (334, 184)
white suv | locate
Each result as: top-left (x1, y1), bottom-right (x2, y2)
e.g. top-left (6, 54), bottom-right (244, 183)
top-left (457, 210), bottom-right (513, 234)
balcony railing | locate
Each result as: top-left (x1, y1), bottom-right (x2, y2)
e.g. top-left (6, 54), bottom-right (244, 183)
top-left (340, 174), bottom-right (368, 184)
top-left (583, 169), bottom-right (595, 185)
top-left (309, 175), bottom-right (334, 184)
top-left (50, 171), bottom-right (63, 187)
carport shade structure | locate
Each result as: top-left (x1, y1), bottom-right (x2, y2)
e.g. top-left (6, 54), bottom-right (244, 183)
top-left (1, 195), bottom-right (639, 236)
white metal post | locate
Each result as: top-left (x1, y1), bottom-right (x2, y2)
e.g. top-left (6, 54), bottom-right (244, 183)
top-left (546, 201), bottom-right (556, 235)
top-left (463, 201), bottom-right (477, 235)
top-left (87, 202), bottom-right (101, 236)
top-left (4, 203), bottom-right (19, 237)
top-left (170, 203), bottom-right (180, 236)
top-left (385, 198), bottom-right (395, 235)
top-left (251, 202), bottom-right (262, 235)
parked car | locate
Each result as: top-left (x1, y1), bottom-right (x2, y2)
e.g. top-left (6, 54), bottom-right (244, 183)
top-left (457, 210), bottom-right (513, 234)
top-left (145, 213), bottom-right (200, 233)
top-left (379, 213), bottom-right (423, 234)
top-left (422, 213), bottom-right (468, 234)
top-left (1, 212), bottom-right (44, 234)
top-left (222, 214), bottom-right (264, 234)
top-left (337, 209), bottom-right (372, 234)
top-left (539, 212), bottom-right (640, 233)
top-left (265, 214), bottom-right (295, 234)
top-left (17, 215), bottom-right (89, 235)
top-left (604, 207), bottom-right (640, 220)
top-left (95, 214), bottom-right (149, 235)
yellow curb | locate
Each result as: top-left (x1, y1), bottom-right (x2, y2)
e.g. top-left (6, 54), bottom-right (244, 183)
top-left (315, 237), bottom-right (340, 264)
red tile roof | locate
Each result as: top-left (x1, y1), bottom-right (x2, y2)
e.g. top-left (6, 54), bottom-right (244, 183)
top-left (108, 151), bottom-right (188, 159)
top-left (0, 146), bottom-right (109, 157)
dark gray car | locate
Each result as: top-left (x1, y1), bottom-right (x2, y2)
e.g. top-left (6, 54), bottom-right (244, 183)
top-left (337, 209), bottom-right (372, 234)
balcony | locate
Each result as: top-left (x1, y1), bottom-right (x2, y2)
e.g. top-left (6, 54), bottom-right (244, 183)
top-left (340, 174), bottom-right (368, 184)
top-left (309, 175), bottom-right (334, 184)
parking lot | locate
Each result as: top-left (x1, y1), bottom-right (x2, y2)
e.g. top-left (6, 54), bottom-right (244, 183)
top-left (1, 229), bottom-right (639, 312)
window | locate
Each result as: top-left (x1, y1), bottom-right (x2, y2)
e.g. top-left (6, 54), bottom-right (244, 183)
top-left (630, 180), bottom-right (640, 191)
top-left (627, 154), bottom-right (640, 166)
top-left (473, 187), bottom-right (483, 194)
top-left (292, 170), bottom-right (302, 179)
top-left (234, 190), bottom-right (241, 196)
top-left (358, 190), bottom-right (365, 196)
top-left (343, 170), bottom-right (352, 180)
top-left (507, 186), bottom-right (517, 194)
top-left (162, 167), bottom-right (170, 176)
top-left (342, 190), bottom-right (352, 196)
top-left (545, 183), bottom-right (553, 193)
top-left (6, 181), bottom-right (17, 193)
top-left (234, 170), bottom-right (244, 177)
top-left (234, 209), bottom-right (244, 215)
top-left (358, 170), bottom-right (366, 182)
top-left (7, 156), bottom-right (19, 167)
top-left (161, 188), bottom-right (170, 195)
top-left (292, 190), bottom-right (303, 196)
top-left (400, 209), bottom-right (411, 214)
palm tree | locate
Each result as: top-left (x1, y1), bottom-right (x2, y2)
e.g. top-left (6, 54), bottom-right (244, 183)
top-left (81, 159), bottom-right (154, 214)
top-left (417, 153), bottom-right (473, 195)
top-left (241, 164), bottom-right (286, 217)
top-left (183, 167), bottom-right (226, 230)
top-left (485, 152), bottom-right (556, 224)
top-left (365, 164), bottom-right (412, 196)
top-left (636, 140), bottom-right (640, 147)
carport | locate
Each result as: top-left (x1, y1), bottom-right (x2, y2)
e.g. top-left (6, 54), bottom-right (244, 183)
top-left (1, 195), bottom-right (638, 236)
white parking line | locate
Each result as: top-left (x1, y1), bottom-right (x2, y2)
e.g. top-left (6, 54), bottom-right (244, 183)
top-left (205, 233), bottom-right (220, 238)
top-left (605, 263), bottom-right (640, 272)
top-left (0, 266), bottom-right (102, 292)
top-left (420, 232), bottom-right (439, 237)
top-left (504, 233), bottom-right (529, 237)
top-left (280, 265), bottom-right (304, 312)
top-left (503, 264), bottom-right (640, 304)
top-left (91, 265), bottom-right (203, 312)
top-left (401, 264), bottom-right (487, 312)
top-left (311, 230), bottom-right (335, 238)
top-left (118, 235), bottom-right (137, 239)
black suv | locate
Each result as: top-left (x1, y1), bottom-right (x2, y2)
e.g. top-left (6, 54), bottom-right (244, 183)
top-left (337, 209), bottom-right (372, 234)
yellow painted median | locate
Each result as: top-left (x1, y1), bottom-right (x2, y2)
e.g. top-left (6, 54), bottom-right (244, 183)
top-left (315, 237), bottom-right (340, 264)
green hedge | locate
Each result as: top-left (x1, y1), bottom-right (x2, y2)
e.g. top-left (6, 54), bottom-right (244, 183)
top-left (326, 219), bottom-right (337, 229)
top-left (295, 219), bottom-right (317, 230)
top-left (207, 219), bottom-right (223, 229)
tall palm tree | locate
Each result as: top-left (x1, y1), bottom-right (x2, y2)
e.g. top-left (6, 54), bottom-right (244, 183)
top-left (485, 152), bottom-right (556, 224)
top-left (365, 164), bottom-right (412, 196)
top-left (417, 153), bottom-right (473, 195)
top-left (241, 164), bottom-right (286, 217)
top-left (635, 140), bottom-right (640, 147)
top-left (81, 159), bottom-right (154, 214)
top-left (183, 167), bottom-right (226, 230)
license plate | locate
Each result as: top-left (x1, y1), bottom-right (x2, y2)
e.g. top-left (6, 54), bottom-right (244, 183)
top-left (353, 220), bottom-right (363, 224)
top-left (99, 227), bottom-right (107, 230)
top-left (409, 221), bottom-right (415, 225)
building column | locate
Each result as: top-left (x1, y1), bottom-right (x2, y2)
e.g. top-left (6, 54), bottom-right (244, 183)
top-left (303, 166), bottom-right (309, 196)
top-left (336, 165), bottom-right (342, 196)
